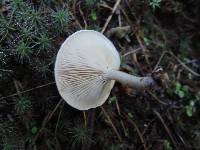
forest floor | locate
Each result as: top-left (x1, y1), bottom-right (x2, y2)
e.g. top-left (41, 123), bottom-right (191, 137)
top-left (0, 0), bottom-right (200, 150)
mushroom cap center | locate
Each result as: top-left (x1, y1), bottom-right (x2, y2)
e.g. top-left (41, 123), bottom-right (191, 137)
top-left (54, 30), bottom-right (120, 110)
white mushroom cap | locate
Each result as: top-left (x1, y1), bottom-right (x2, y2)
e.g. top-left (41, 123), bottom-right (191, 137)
top-left (54, 30), bottom-right (120, 110)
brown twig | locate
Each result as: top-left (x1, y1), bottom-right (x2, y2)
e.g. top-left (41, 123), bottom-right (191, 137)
top-left (122, 47), bottom-right (142, 57)
top-left (55, 103), bottom-right (64, 135)
top-left (98, 3), bottom-right (113, 10)
top-left (147, 90), bottom-right (168, 105)
top-left (124, 114), bottom-right (148, 150)
top-left (119, 5), bottom-right (134, 27)
top-left (142, 117), bottom-right (157, 135)
top-left (115, 98), bottom-right (121, 115)
top-left (101, 106), bottom-right (122, 142)
top-left (153, 51), bottom-right (168, 71)
top-left (154, 111), bottom-right (179, 150)
top-left (13, 79), bottom-right (23, 97)
top-left (0, 82), bottom-right (55, 101)
top-left (120, 5), bottom-right (152, 71)
top-left (78, 2), bottom-right (88, 29)
top-left (132, 52), bottom-right (145, 75)
top-left (101, 0), bottom-right (122, 34)
top-left (86, 109), bottom-right (96, 150)
top-left (135, 34), bottom-right (152, 71)
top-left (169, 51), bottom-right (200, 77)
top-left (120, 4), bottom-right (153, 71)
top-left (70, 12), bottom-right (83, 29)
top-left (83, 111), bottom-right (87, 127)
top-left (153, 50), bottom-right (200, 77)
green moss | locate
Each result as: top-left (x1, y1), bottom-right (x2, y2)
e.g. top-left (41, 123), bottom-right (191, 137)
top-left (52, 9), bottom-right (70, 33)
top-left (15, 96), bottom-right (32, 114)
top-left (16, 41), bottom-right (32, 63)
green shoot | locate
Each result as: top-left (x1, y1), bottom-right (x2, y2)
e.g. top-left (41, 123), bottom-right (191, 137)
top-left (90, 10), bottom-right (97, 21)
top-left (175, 82), bottom-right (189, 98)
top-left (185, 100), bottom-right (195, 117)
top-left (36, 33), bottom-right (52, 50)
top-left (163, 139), bottom-right (172, 150)
top-left (149, 0), bottom-right (162, 9)
top-left (52, 9), bottom-right (70, 33)
top-left (10, 0), bottom-right (24, 9)
top-left (69, 124), bottom-right (93, 148)
top-left (15, 96), bottom-right (31, 114)
top-left (31, 126), bottom-right (38, 134)
top-left (16, 41), bottom-right (32, 63)
top-left (108, 96), bottom-right (117, 104)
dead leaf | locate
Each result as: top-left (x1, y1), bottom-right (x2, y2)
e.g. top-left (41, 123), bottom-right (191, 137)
top-left (106, 26), bottom-right (131, 39)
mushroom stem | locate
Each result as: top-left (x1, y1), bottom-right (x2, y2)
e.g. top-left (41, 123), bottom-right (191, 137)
top-left (106, 70), bottom-right (155, 89)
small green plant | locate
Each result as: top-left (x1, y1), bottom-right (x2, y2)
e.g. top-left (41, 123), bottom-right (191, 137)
top-left (139, 27), bottom-right (151, 46)
top-left (33, 60), bottom-right (50, 77)
top-left (31, 126), bottom-right (38, 134)
top-left (143, 36), bottom-right (151, 46)
top-left (149, 0), bottom-right (162, 9)
top-left (15, 96), bottom-right (31, 114)
top-left (127, 112), bottom-right (134, 118)
top-left (185, 100), bottom-right (195, 117)
top-left (15, 6), bottom-right (42, 29)
top-left (108, 96), bottom-right (117, 104)
top-left (52, 9), bottom-right (70, 33)
top-left (90, 10), bottom-right (97, 21)
top-left (35, 33), bottom-right (52, 50)
top-left (69, 124), bottom-right (93, 148)
top-left (195, 91), bottom-right (200, 100)
top-left (28, 9), bottom-right (42, 27)
top-left (10, 0), bottom-right (24, 9)
top-left (174, 82), bottom-right (197, 117)
top-left (175, 82), bottom-right (189, 98)
top-left (163, 139), bottom-right (172, 150)
top-left (16, 41), bottom-right (32, 62)
top-left (19, 26), bottom-right (34, 42)
top-left (0, 14), bottom-right (15, 42)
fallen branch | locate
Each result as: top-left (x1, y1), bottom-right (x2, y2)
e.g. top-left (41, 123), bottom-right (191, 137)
top-left (101, 0), bottom-right (122, 33)
top-left (0, 82), bottom-right (55, 100)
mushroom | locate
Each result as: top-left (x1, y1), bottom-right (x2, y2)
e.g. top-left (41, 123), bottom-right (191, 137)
top-left (54, 30), bottom-right (163, 110)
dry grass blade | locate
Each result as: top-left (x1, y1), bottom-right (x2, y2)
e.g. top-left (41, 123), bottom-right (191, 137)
top-left (169, 51), bottom-right (200, 77)
top-left (0, 82), bottom-right (55, 100)
top-left (0, 69), bottom-right (13, 72)
top-left (147, 90), bottom-right (168, 105)
top-left (101, 106), bottom-right (122, 142)
top-left (135, 34), bottom-right (152, 71)
top-left (153, 51), bottom-right (168, 71)
top-left (78, 2), bottom-right (87, 29)
top-left (122, 47), bottom-right (142, 57)
top-left (154, 111), bottom-right (179, 150)
top-left (101, 0), bottom-right (122, 33)
top-left (83, 111), bottom-right (87, 127)
top-left (124, 113), bottom-right (148, 150)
